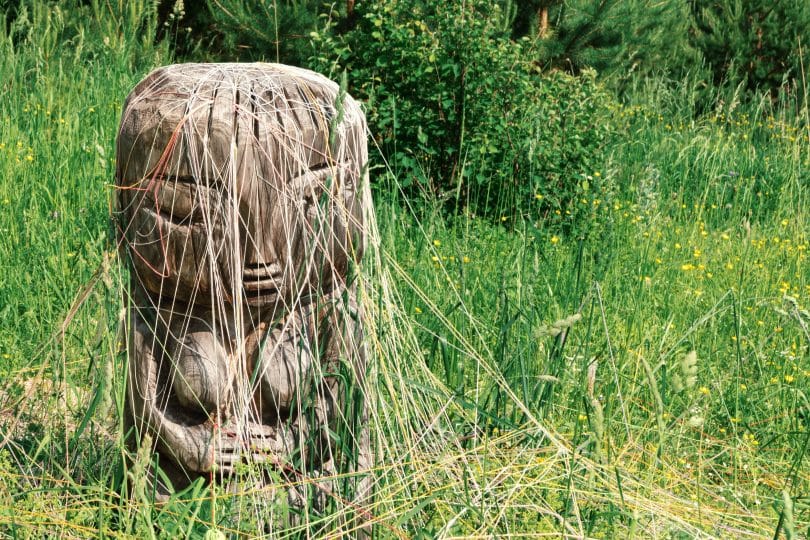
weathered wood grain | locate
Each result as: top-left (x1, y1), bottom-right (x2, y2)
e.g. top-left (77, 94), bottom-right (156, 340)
top-left (116, 63), bottom-right (372, 526)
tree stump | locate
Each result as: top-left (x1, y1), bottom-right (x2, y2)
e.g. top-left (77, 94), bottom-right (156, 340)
top-left (115, 63), bottom-right (372, 521)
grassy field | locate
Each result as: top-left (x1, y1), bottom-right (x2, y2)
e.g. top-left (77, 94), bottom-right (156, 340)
top-left (1, 3), bottom-right (808, 538)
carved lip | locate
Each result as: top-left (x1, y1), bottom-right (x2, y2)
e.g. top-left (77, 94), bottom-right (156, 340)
top-left (242, 263), bottom-right (283, 305)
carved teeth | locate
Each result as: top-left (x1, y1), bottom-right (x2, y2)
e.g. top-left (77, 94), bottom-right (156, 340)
top-left (242, 264), bottom-right (283, 305)
top-left (242, 262), bottom-right (283, 278)
top-left (242, 277), bottom-right (280, 292)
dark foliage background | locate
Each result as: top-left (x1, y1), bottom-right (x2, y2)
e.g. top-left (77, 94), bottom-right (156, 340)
top-left (94, 0), bottom-right (810, 226)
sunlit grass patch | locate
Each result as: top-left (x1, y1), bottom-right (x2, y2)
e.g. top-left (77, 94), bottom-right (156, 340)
top-left (0, 1), bottom-right (808, 536)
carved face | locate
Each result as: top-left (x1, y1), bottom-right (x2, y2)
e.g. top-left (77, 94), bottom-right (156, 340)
top-left (116, 64), bottom-right (369, 487)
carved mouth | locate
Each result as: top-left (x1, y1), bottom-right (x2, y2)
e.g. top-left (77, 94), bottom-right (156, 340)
top-left (242, 262), bottom-right (283, 306)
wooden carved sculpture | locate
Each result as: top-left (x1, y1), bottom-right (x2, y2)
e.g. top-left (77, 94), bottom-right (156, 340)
top-left (115, 64), bottom-right (371, 512)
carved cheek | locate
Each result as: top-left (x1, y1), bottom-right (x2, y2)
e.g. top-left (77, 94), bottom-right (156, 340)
top-left (170, 323), bottom-right (232, 413)
top-left (123, 176), bottom-right (228, 302)
top-left (257, 324), bottom-right (314, 418)
top-left (278, 165), bottom-right (355, 295)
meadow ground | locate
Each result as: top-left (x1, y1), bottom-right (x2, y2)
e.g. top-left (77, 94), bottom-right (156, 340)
top-left (0, 4), bottom-right (808, 538)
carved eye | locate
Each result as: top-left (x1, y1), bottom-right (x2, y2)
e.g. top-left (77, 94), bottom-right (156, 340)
top-left (289, 162), bottom-right (349, 205)
top-left (155, 175), bottom-right (219, 225)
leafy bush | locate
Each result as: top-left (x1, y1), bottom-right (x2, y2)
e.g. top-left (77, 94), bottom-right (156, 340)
top-left (201, 0), bottom-right (321, 64)
top-left (311, 0), bottom-right (616, 230)
top-left (508, 0), bottom-right (700, 81)
top-left (148, 0), bottom-right (323, 64)
top-left (690, 0), bottom-right (810, 97)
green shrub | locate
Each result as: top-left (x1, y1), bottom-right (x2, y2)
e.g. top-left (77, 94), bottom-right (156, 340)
top-left (311, 0), bottom-right (616, 231)
top-left (690, 0), bottom-right (810, 97)
top-left (510, 0), bottom-right (702, 89)
top-left (200, 0), bottom-right (321, 64)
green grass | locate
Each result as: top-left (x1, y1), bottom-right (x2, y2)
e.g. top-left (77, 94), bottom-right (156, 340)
top-left (1, 2), bottom-right (809, 538)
